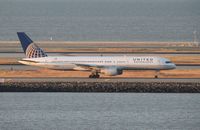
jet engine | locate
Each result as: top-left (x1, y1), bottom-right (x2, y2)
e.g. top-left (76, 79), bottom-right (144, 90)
top-left (101, 67), bottom-right (123, 76)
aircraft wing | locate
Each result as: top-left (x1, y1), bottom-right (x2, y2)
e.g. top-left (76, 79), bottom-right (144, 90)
top-left (74, 63), bottom-right (105, 70)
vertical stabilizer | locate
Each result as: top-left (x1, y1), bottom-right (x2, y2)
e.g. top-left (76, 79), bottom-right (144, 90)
top-left (17, 32), bottom-right (47, 58)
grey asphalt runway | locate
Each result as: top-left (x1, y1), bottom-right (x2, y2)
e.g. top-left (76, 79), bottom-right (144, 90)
top-left (0, 52), bottom-right (200, 58)
top-left (1, 77), bottom-right (200, 83)
top-left (0, 65), bottom-right (199, 70)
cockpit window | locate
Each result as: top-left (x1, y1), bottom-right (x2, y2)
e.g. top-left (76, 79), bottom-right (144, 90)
top-left (165, 61), bottom-right (172, 64)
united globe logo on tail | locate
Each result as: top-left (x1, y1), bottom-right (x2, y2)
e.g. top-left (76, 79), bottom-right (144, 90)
top-left (17, 32), bottom-right (47, 58)
top-left (26, 43), bottom-right (47, 58)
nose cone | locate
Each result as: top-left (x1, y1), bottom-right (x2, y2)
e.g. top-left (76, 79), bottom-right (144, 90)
top-left (171, 63), bottom-right (176, 69)
top-left (162, 58), bottom-right (176, 70)
top-left (168, 63), bottom-right (176, 69)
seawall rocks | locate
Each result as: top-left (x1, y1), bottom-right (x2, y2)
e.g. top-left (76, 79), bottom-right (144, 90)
top-left (0, 82), bottom-right (200, 93)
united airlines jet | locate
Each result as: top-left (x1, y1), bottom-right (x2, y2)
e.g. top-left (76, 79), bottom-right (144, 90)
top-left (17, 32), bottom-right (176, 78)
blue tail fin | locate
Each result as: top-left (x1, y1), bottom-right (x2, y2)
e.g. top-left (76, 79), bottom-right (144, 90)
top-left (17, 32), bottom-right (47, 58)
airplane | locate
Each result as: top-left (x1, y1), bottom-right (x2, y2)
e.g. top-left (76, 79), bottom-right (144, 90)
top-left (17, 32), bottom-right (176, 78)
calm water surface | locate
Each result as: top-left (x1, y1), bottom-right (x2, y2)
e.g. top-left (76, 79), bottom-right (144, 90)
top-left (0, 93), bottom-right (200, 130)
top-left (0, 0), bottom-right (199, 41)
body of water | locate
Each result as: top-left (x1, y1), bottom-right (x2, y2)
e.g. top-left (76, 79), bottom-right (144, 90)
top-left (0, 93), bottom-right (200, 130)
top-left (0, 0), bottom-right (199, 41)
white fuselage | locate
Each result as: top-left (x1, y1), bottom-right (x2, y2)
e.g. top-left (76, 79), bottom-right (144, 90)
top-left (19, 55), bottom-right (176, 71)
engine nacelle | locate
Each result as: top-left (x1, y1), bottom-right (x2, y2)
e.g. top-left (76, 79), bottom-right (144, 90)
top-left (101, 68), bottom-right (123, 76)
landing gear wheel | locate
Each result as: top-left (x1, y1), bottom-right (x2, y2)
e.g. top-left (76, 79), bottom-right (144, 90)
top-left (95, 74), bottom-right (100, 78)
top-left (155, 70), bottom-right (160, 79)
top-left (89, 72), bottom-right (100, 78)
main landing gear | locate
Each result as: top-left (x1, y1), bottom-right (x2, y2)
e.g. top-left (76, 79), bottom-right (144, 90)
top-left (89, 71), bottom-right (100, 78)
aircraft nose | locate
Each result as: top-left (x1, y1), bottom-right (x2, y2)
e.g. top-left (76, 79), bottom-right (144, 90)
top-left (171, 63), bottom-right (176, 69)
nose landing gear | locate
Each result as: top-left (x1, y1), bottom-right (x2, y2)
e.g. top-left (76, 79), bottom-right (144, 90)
top-left (155, 70), bottom-right (160, 78)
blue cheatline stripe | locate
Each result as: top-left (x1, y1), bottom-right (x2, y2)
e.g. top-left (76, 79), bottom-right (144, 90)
top-left (17, 32), bottom-right (33, 53)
